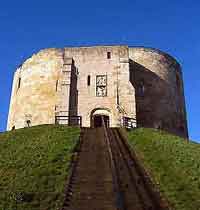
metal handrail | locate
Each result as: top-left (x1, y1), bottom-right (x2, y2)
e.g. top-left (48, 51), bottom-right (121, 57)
top-left (55, 115), bottom-right (82, 127)
top-left (101, 117), bottom-right (125, 210)
top-left (122, 116), bottom-right (136, 129)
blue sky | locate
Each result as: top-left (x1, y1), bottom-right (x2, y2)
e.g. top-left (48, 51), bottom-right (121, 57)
top-left (0, 0), bottom-right (199, 142)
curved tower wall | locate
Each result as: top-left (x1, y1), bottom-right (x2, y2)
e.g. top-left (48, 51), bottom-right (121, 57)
top-left (7, 49), bottom-right (63, 130)
top-left (129, 47), bottom-right (188, 137)
top-left (7, 46), bottom-right (188, 138)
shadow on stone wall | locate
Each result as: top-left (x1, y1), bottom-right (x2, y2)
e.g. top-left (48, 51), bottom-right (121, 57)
top-left (129, 59), bottom-right (188, 138)
top-left (69, 64), bottom-right (78, 125)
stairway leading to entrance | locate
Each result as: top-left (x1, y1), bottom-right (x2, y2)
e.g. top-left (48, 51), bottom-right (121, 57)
top-left (61, 127), bottom-right (169, 210)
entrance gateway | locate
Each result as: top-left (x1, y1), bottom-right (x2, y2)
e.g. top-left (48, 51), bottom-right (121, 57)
top-left (93, 115), bottom-right (109, 128)
top-left (91, 108), bottom-right (110, 128)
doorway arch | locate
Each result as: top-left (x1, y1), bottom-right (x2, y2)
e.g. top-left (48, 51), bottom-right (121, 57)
top-left (90, 108), bottom-right (111, 128)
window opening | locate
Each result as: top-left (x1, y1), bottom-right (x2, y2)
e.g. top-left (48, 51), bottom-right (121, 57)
top-left (138, 80), bottom-right (145, 96)
top-left (176, 74), bottom-right (182, 94)
top-left (56, 80), bottom-right (58, 91)
top-left (87, 75), bottom-right (91, 86)
top-left (96, 75), bottom-right (107, 97)
top-left (18, 77), bottom-right (21, 89)
top-left (176, 74), bottom-right (181, 87)
top-left (107, 52), bottom-right (111, 59)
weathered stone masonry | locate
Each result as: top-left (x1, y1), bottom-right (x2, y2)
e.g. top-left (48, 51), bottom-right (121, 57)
top-left (7, 46), bottom-right (188, 138)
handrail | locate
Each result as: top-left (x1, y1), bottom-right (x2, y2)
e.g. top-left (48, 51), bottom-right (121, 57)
top-left (122, 116), bottom-right (136, 128)
top-left (101, 117), bottom-right (125, 210)
top-left (55, 115), bottom-right (82, 127)
top-left (117, 104), bottom-right (127, 115)
top-left (116, 129), bottom-right (170, 209)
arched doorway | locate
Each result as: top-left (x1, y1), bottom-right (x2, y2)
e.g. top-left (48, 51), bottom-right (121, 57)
top-left (90, 108), bottom-right (111, 128)
top-left (93, 115), bottom-right (109, 127)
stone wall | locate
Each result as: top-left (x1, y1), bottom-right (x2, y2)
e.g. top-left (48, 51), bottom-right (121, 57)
top-left (129, 47), bottom-right (188, 138)
top-left (7, 48), bottom-right (63, 130)
top-left (7, 46), bottom-right (136, 129)
top-left (7, 45), bottom-right (188, 138)
top-left (64, 46), bottom-right (136, 127)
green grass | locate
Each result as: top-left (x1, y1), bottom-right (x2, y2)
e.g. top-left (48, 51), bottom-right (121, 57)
top-left (127, 128), bottom-right (200, 210)
top-left (0, 124), bottom-right (80, 210)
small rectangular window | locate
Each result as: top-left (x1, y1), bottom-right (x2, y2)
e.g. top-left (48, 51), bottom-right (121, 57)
top-left (87, 75), bottom-right (91, 86)
top-left (107, 52), bottom-right (111, 59)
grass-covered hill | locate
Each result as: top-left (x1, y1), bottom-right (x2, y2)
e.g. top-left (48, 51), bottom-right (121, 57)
top-left (127, 128), bottom-right (200, 210)
top-left (0, 125), bottom-right (80, 210)
top-left (0, 125), bottom-right (199, 210)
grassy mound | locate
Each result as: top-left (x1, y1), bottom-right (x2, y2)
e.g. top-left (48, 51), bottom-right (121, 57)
top-left (0, 125), bottom-right (80, 210)
top-left (127, 128), bottom-right (200, 210)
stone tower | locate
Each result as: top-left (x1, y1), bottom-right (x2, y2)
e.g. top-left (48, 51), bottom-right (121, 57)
top-left (7, 45), bottom-right (188, 138)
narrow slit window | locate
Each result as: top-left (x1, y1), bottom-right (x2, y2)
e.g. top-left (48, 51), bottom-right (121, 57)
top-left (176, 74), bottom-right (181, 94)
top-left (176, 74), bottom-right (180, 87)
top-left (56, 80), bottom-right (58, 91)
top-left (138, 80), bottom-right (145, 96)
top-left (18, 77), bottom-right (21, 89)
top-left (87, 75), bottom-right (91, 86)
top-left (107, 52), bottom-right (111, 59)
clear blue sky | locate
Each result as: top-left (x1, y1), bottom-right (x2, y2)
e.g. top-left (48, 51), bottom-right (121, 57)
top-left (0, 0), bottom-right (199, 142)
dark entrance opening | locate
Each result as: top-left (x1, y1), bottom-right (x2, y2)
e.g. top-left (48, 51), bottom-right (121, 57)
top-left (93, 115), bottom-right (109, 128)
